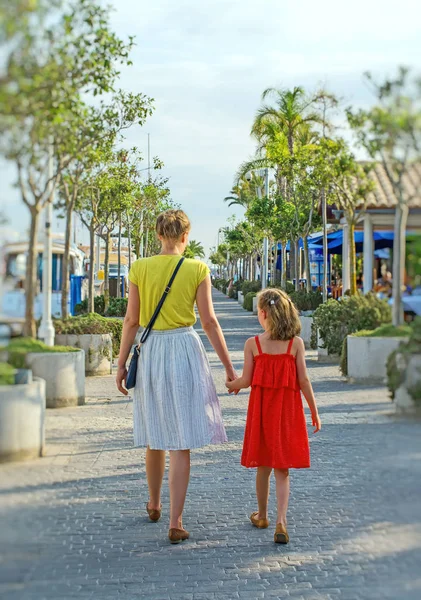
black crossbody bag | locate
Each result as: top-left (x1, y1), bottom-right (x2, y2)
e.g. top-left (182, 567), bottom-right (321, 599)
top-left (125, 257), bottom-right (185, 390)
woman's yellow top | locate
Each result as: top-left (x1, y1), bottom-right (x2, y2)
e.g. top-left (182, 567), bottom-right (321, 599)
top-left (128, 255), bottom-right (210, 330)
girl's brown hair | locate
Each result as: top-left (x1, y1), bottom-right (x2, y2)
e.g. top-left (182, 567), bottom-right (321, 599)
top-left (156, 209), bottom-right (191, 241)
top-left (257, 288), bottom-right (301, 341)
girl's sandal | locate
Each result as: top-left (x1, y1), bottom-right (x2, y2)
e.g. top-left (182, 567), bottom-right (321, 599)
top-left (146, 502), bottom-right (162, 522)
top-left (274, 523), bottom-right (289, 544)
top-left (168, 528), bottom-right (190, 544)
top-left (250, 512), bottom-right (270, 529)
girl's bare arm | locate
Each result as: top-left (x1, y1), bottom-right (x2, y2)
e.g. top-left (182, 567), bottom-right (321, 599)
top-left (295, 337), bottom-right (321, 432)
top-left (226, 338), bottom-right (255, 391)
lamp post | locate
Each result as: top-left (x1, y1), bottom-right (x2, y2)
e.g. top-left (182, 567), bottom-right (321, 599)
top-left (38, 137), bottom-right (55, 346)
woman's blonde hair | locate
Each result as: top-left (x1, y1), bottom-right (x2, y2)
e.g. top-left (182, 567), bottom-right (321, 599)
top-left (257, 288), bottom-right (301, 341)
top-left (156, 209), bottom-right (191, 241)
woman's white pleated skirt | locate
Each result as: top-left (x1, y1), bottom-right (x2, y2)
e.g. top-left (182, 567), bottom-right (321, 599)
top-left (133, 327), bottom-right (228, 450)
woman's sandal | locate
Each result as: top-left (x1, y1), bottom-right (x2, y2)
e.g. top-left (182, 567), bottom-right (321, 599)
top-left (146, 502), bottom-right (162, 523)
top-left (168, 528), bottom-right (190, 544)
top-left (250, 512), bottom-right (270, 529)
top-left (274, 523), bottom-right (289, 544)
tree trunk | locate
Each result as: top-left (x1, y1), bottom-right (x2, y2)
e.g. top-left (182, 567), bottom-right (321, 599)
top-left (88, 220), bottom-right (95, 313)
top-left (289, 239), bottom-right (296, 284)
top-left (127, 213), bottom-right (132, 270)
top-left (103, 231), bottom-right (110, 312)
top-left (321, 187), bottom-right (328, 302)
top-left (281, 241), bottom-right (287, 290)
top-left (117, 214), bottom-right (122, 298)
top-left (303, 235), bottom-right (311, 292)
top-left (144, 229), bottom-right (149, 257)
top-left (392, 202), bottom-right (409, 326)
top-left (61, 205), bottom-right (73, 319)
top-left (24, 207), bottom-right (40, 337)
top-left (294, 239), bottom-right (300, 291)
top-left (348, 219), bottom-right (357, 296)
top-left (135, 237), bottom-right (141, 261)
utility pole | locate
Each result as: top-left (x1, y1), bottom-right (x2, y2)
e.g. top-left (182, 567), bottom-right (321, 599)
top-left (39, 137), bottom-right (55, 346)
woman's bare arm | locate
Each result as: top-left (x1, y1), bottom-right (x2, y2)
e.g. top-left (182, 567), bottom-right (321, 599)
top-left (116, 282), bottom-right (140, 395)
top-left (196, 275), bottom-right (236, 381)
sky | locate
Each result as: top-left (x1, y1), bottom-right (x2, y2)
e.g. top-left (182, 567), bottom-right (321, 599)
top-left (2, 0), bottom-right (421, 254)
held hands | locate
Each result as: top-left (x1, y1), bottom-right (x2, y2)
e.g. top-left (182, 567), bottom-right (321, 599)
top-left (225, 366), bottom-right (239, 395)
top-left (312, 412), bottom-right (322, 433)
top-left (116, 365), bottom-right (129, 396)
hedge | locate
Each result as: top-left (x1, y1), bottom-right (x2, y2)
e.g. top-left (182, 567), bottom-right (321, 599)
top-left (244, 292), bottom-right (256, 312)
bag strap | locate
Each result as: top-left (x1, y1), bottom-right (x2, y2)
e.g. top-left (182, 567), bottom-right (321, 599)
top-left (139, 257), bottom-right (185, 345)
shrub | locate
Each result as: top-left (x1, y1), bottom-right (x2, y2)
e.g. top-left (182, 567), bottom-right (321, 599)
top-left (310, 293), bottom-right (392, 356)
top-left (106, 297), bottom-right (128, 317)
top-left (74, 295), bottom-right (105, 316)
top-left (241, 280), bottom-right (262, 295)
top-left (228, 287), bottom-right (237, 299)
top-left (54, 313), bottom-right (123, 357)
top-left (340, 324), bottom-right (411, 377)
top-left (387, 318), bottom-right (421, 402)
top-left (244, 292), bottom-right (257, 312)
top-left (289, 290), bottom-right (323, 313)
top-left (0, 363), bottom-right (15, 385)
top-left (7, 337), bottom-right (77, 370)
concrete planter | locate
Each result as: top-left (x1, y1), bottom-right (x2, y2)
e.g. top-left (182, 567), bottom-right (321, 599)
top-left (238, 292), bottom-right (244, 305)
top-left (394, 354), bottom-right (421, 415)
top-left (25, 350), bottom-right (85, 408)
top-left (0, 377), bottom-right (46, 463)
top-left (300, 314), bottom-right (313, 349)
top-left (317, 330), bottom-right (340, 364)
top-left (253, 296), bottom-right (258, 315)
top-left (347, 336), bottom-right (409, 383)
top-left (55, 333), bottom-right (112, 376)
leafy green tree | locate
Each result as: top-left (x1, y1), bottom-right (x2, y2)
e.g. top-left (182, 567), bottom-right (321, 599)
top-left (347, 67), bottom-right (421, 323)
top-left (0, 0), bottom-right (145, 335)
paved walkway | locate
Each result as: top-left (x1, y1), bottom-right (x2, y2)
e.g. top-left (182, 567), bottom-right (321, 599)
top-left (1, 290), bottom-right (421, 600)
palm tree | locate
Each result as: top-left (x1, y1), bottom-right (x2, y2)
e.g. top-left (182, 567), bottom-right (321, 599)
top-left (184, 240), bottom-right (205, 259)
top-left (252, 86), bottom-right (321, 155)
top-left (224, 172), bottom-right (265, 208)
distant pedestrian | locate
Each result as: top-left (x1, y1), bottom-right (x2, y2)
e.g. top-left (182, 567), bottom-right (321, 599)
top-left (226, 288), bottom-right (321, 544)
top-left (117, 209), bottom-right (237, 544)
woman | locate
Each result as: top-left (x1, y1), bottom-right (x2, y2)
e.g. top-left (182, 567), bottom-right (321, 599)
top-left (116, 209), bottom-right (236, 544)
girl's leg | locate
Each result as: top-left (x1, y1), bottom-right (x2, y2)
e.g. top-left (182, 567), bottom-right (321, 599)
top-left (169, 449), bottom-right (191, 530)
top-left (256, 466), bottom-right (272, 519)
top-left (274, 468), bottom-right (290, 526)
top-left (146, 446), bottom-right (166, 510)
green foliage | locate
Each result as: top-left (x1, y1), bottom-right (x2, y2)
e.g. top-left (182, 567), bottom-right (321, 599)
top-left (74, 295), bottom-right (127, 318)
top-left (311, 293), bottom-right (392, 356)
top-left (0, 363), bottom-right (16, 386)
top-left (213, 278), bottom-right (229, 293)
top-left (184, 240), bottom-right (205, 259)
top-left (53, 314), bottom-right (123, 356)
top-left (244, 292), bottom-right (257, 312)
top-left (7, 337), bottom-right (77, 369)
top-left (387, 318), bottom-right (421, 402)
top-left (289, 290), bottom-right (323, 313)
top-left (241, 280), bottom-right (262, 295)
top-left (74, 295), bottom-right (105, 316)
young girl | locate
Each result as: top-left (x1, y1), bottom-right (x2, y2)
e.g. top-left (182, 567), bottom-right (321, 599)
top-left (226, 288), bottom-right (321, 544)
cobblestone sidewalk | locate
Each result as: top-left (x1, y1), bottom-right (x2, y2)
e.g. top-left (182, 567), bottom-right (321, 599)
top-left (1, 291), bottom-right (420, 600)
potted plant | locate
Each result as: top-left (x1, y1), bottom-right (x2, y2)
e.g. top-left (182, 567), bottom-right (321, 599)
top-left (54, 313), bottom-right (122, 376)
top-left (289, 291), bottom-right (323, 349)
top-left (387, 318), bottom-right (421, 415)
top-left (7, 337), bottom-right (85, 408)
top-left (343, 324), bottom-right (410, 381)
top-left (0, 362), bottom-right (46, 463)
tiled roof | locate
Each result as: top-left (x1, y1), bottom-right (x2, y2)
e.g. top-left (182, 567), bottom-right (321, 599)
top-left (364, 161), bottom-right (421, 209)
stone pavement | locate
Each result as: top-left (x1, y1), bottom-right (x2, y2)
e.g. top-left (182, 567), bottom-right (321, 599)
top-left (1, 290), bottom-right (421, 600)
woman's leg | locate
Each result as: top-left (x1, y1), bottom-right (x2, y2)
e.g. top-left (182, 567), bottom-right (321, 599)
top-left (146, 447), bottom-right (166, 510)
top-left (256, 466), bottom-right (272, 519)
top-left (274, 468), bottom-right (290, 526)
top-left (169, 449), bottom-right (191, 530)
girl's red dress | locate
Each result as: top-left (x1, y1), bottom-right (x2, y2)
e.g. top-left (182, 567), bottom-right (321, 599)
top-left (241, 336), bottom-right (310, 469)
